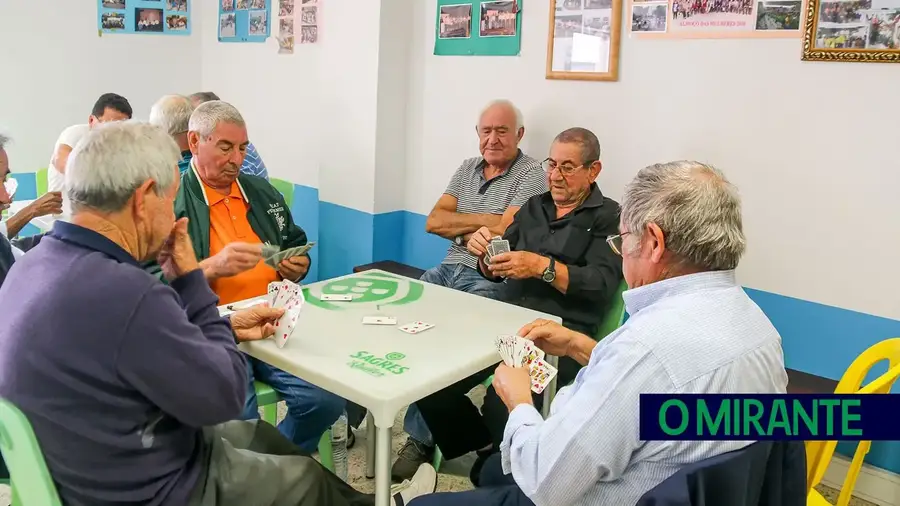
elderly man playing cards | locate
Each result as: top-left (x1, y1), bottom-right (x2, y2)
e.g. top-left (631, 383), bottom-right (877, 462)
top-left (0, 122), bottom-right (436, 506)
top-left (409, 161), bottom-right (788, 506)
top-left (148, 100), bottom-right (346, 455)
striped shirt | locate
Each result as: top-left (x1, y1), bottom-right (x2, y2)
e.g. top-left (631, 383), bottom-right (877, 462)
top-left (441, 150), bottom-right (546, 270)
top-left (501, 270), bottom-right (788, 506)
top-left (241, 142), bottom-right (269, 180)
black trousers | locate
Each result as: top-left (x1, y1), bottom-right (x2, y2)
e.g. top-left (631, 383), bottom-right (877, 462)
top-left (409, 454), bottom-right (533, 506)
top-left (415, 355), bottom-right (582, 460)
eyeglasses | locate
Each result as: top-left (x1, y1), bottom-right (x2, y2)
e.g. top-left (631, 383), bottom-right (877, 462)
top-left (541, 158), bottom-right (585, 177)
top-left (606, 231), bottom-right (631, 256)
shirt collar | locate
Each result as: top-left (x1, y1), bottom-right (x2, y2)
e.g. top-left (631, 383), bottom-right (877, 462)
top-left (623, 270), bottom-right (738, 316)
top-left (190, 158), bottom-right (249, 206)
top-left (541, 182), bottom-right (605, 215)
top-left (475, 149), bottom-right (524, 176)
top-left (49, 221), bottom-right (139, 267)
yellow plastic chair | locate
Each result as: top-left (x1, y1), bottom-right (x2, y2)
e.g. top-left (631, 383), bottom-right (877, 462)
top-left (805, 338), bottom-right (900, 506)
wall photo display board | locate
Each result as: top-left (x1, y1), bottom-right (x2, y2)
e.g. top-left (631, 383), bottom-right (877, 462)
top-left (434, 0), bottom-right (523, 56)
top-left (547, 0), bottom-right (623, 81)
top-left (219, 0), bottom-right (273, 43)
top-left (802, 0), bottom-right (900, 62)
top-left (98, 0), bottom-right (191, 35)
top-left (627, 0), bottom-right (805, 38)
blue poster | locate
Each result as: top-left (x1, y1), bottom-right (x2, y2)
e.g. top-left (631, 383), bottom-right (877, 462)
top-left (218, 0), bottom-right (273, 43)
top-left (98, 0), bottom-right (191, 36)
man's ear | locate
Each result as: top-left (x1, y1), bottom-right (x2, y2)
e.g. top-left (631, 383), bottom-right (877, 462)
top-left (646, 223), bottom-right (666, 264)
top-left (516, 127), bottom-right (525, 142)
top-left (187, 131), bottom-right (200, 154)
top-left (588, 160), bottom-right (602, 182)
top-left (132, 179), bottom-right (156, 223)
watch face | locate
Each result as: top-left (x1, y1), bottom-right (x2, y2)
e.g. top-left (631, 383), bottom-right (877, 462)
top-left (543, 270), bottom-right (556, 282)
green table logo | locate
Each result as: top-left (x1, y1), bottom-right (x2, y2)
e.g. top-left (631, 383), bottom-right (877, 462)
top-left (347, 351), bottom-right (410, 377)
top-left (304, 271), bottom-right (423, 310)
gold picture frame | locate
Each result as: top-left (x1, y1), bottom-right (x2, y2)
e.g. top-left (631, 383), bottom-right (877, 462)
top-left (546, 0), bottom-right (623, 81)
top-left (801, 0), bottom-right (900, 63)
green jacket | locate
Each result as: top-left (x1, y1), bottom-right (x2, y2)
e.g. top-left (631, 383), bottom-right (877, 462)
top-left (146, 166), bottom-right (307, 279)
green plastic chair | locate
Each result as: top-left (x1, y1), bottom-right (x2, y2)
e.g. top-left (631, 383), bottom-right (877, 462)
top-left (432, 280), bottom-right (628, 471)
top-left (269, 178), bottom-right (294, 208)
top-left (35, 168), bottom-right (48, 197)
top-left (0, 398), bottom-right (63, 506)
top-left (254, 381), bottom-right (334, 472)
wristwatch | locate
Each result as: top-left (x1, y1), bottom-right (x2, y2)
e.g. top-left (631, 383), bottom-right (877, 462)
top-left (541, 257), bottom-right (556, 283)
top-left (454, 235), bottom-right (464, 246)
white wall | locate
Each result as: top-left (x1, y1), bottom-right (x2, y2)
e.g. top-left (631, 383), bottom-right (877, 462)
top-left (0, 1), bottom-right (202, 172)
top-left (404, 0), bottom-right (900, 320)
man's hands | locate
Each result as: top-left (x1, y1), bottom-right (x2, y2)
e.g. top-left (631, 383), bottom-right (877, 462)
top-left (466, 226), bottom-right (493, 257)
top-left (493, 364), bottom-right (534, 412)
top-left (23, 191), bottom-right (63, 218)
top-left (158, 218), bottom-right (201, 281)
top-left (519, 318), bottom-right (597, 366)
top-left (201, 242), bottom-right (262, 280)
top-left (278, 255), bottom-right (310, 282)
top-left (488, 251), bottom-right (546, 280)
top-left (230, 304), bottom-right (285, 342)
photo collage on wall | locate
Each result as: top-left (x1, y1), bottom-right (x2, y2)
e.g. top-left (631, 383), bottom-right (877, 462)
top-left (98, 0), bottom-right (191, 35)
top-left (434, 0), bottom-right (522, 55)
top-left (552, 0), bottom-right (614, 71)
top-left (812, 0), bottom-right (900, 50)
top-left (219, 0), bottom-right (272, 43)
top-left (624, 0), bottom-right (804, 36)
top-left (300, 0), bottom-right (321, 44)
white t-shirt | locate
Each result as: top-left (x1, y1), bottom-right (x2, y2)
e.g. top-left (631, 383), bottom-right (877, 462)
top-left (48, 124), bottom-right (89, 193)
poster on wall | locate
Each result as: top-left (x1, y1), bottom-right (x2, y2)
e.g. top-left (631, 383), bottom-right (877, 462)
top-left (98, 0), bottom-right (191, 35)
top-left (219, 0), bottom-right (273, 43)
top-left (628, 0), bottom-right (804, 37)
top-left (434, 0), bottom-right (522, 55)
top-left (277, 0), bottom-right (296, 52)
top-left (802, 0), bottom-right (900, 62)
top-left (548, 0), bottom-right (623, 80)
top-left (299, 0), bottom-right (320, 44)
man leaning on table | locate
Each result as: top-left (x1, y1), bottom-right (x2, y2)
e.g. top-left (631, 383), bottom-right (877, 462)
top-left (394, 128), bottom-right (622, 482)
top-left (0, 121), bottom-right (436, 506)
top-left (149, 100), bottom-right (346, 454)
top-left (409, 161), bottom-right (789, 506)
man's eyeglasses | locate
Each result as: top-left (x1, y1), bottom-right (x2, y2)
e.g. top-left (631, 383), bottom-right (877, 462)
top-left (541, 158), bottom-right (585, 177)
top-left (606, 232), bottom-right (631, 256)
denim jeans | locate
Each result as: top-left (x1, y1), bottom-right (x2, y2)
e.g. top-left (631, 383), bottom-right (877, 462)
top-left (241, 356), bottom-right (346, 453)
top-left (404, 263), bottom-right (505, 447)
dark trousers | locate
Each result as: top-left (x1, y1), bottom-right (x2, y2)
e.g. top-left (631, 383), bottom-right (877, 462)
top-left (415, 356), bottom-right (582, 460)
top-left (409, 454), bottom-right (533, 506)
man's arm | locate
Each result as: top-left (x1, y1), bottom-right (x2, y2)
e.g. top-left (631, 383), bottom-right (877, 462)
top-left (117, 270), bottom-right (248, 427)
top-left (425, 194), bottom-right (500, 240)
top-left (242, 142), bottom-right (269, 180)
top-left (50, 144), bottom-right (73, 176)
top-left (10, 232), bottom-right (45, 253)
top-left (502, 340), bottom-right (669, 505)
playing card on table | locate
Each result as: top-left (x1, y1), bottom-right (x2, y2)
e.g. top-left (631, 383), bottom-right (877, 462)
top-left (398, 321), bottom-right (435, 334)
top-left (362, 316), bottom-right (397, 325)
top-left (529, 358), bottom-right (558, 394)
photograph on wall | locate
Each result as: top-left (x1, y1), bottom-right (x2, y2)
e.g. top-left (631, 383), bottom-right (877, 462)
top-left (98, 0), bottom-right (191, 35)
top-left (669, 0), bottom-right (755, 33)
top-left (299, 0), bottom-right (319, 43)
top-left (439, 4), bottom-right (473, 38)
top-left (434, 0), bottom-right (521, 55)
top-left (755, 1), bottom-right (802, 29)
top-left (277, 0), bottom-right (295, 53)
top-left (547, 0), bottom-right (621, 80)
top-left (632, 3), bottom-right (669, 31)
top-left (803, 0), bottom-right (900, 60)
top-left (218, 0), bottom-right (271, 42)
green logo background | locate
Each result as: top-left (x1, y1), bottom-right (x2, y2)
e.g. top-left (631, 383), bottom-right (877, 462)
top-left (304, 272), bottom-right (423, 310)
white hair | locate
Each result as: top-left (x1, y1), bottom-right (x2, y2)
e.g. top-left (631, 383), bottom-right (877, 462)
top-left (0, 133), bottom-right (9, 151)
top-left (621, 160), bottom-right (746, 271)
top-left (188, 100), bottom-right (246, 139)
top-left (149, 95), bottom-right (194, 137)
top-left (66, 121), bottom-right (180, 213)
top-left (478, 99), bottom-right (524, 131)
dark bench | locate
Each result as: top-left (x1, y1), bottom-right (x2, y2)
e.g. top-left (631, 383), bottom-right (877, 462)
top-left (353, 260), bottom-right (425, 279)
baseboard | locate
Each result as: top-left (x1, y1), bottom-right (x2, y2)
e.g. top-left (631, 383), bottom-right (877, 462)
top-left (823, 453), bottom-right (900, 505)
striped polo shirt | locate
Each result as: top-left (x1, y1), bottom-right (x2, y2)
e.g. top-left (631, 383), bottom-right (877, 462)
top-left (442, 150), bottom-right (547, 269)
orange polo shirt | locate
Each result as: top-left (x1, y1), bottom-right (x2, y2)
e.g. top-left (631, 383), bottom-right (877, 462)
top-left (203, 180), bottom-right (279, 305)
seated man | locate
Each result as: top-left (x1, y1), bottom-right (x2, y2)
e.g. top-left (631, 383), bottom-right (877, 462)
top-left (173, 100), bottom-right (344, 453)
top-left (0, 133), bottom-right (62, 287)
top-left (48, 92), bottom-right (132, 194)
top-left (149, 94), bottom-right (194, 173)
top-left (409, 161), bottom-right (789, 506)
top-left (190, 91), bottom-right (269, 179)
top-left (0, 121), bottom-right (435, 506)
top-left (394, 128), bottom-right (622, 481)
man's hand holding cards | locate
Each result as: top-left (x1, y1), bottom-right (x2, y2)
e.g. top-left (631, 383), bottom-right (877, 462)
top-left (265, 280), bottom-right (306, 348)
top-left (263, 242), bottom-right (316, 281)
top-left (494, 335), bottom-right (558, 394)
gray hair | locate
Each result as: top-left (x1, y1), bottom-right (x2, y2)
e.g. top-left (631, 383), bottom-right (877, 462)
top-left (190, 91), bottom-right (220, 104)
top-left (0, 133), bottom-right (9, 151)
top-left (478, 99), bottom-right (524, 131)
top-left (149, 95), bottom-right (194, 136)
top-left (188, 100), bottom-right (246, 139)
top-left (66, 121), bottom-right (180, 213)
top-left (621, 161), bottom-right (746, 271)
top-left (554, 127), bottom-right (601, 165)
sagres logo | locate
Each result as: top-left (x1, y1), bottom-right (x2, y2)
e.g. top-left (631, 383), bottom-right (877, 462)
top-left (347, 351), bottom-right (410, 377)
top-left (304, 271), bottom-right (423, 310)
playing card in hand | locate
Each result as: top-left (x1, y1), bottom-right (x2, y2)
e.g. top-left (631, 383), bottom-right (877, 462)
top-left (491, 238), bottom-right (511, 256)
top-left (269, 280), bottom-right (305, 348)
top-left (529, 358), bottom-right (558, 394)
top-left (264, 242), bottom-right (316, 268)
top-left (495, 335), bottom-right (551, 393)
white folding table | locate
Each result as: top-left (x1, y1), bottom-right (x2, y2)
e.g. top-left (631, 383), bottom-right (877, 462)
top-left (232, 269), bottom-right (561, 506)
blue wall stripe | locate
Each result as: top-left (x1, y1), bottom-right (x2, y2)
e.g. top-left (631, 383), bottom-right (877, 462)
top-left (318, 200), bottom-right (374, 281)
top-left (291, 185), bottom-right (320, 283)
top-left (10, 172), bottom-right (37, 201)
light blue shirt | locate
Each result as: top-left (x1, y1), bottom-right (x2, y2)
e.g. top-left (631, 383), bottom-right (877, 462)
top-left (501, 270), bottom-right (788, 506)
top-left (241, 142), bottom-right (269, 179)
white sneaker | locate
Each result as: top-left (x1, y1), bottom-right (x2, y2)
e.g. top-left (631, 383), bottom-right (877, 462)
top-left (392, 463), bottom-right (437, 505)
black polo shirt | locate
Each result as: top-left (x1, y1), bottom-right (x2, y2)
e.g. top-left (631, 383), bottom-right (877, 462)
top-left (490, 183), bottom-right (623, 336)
